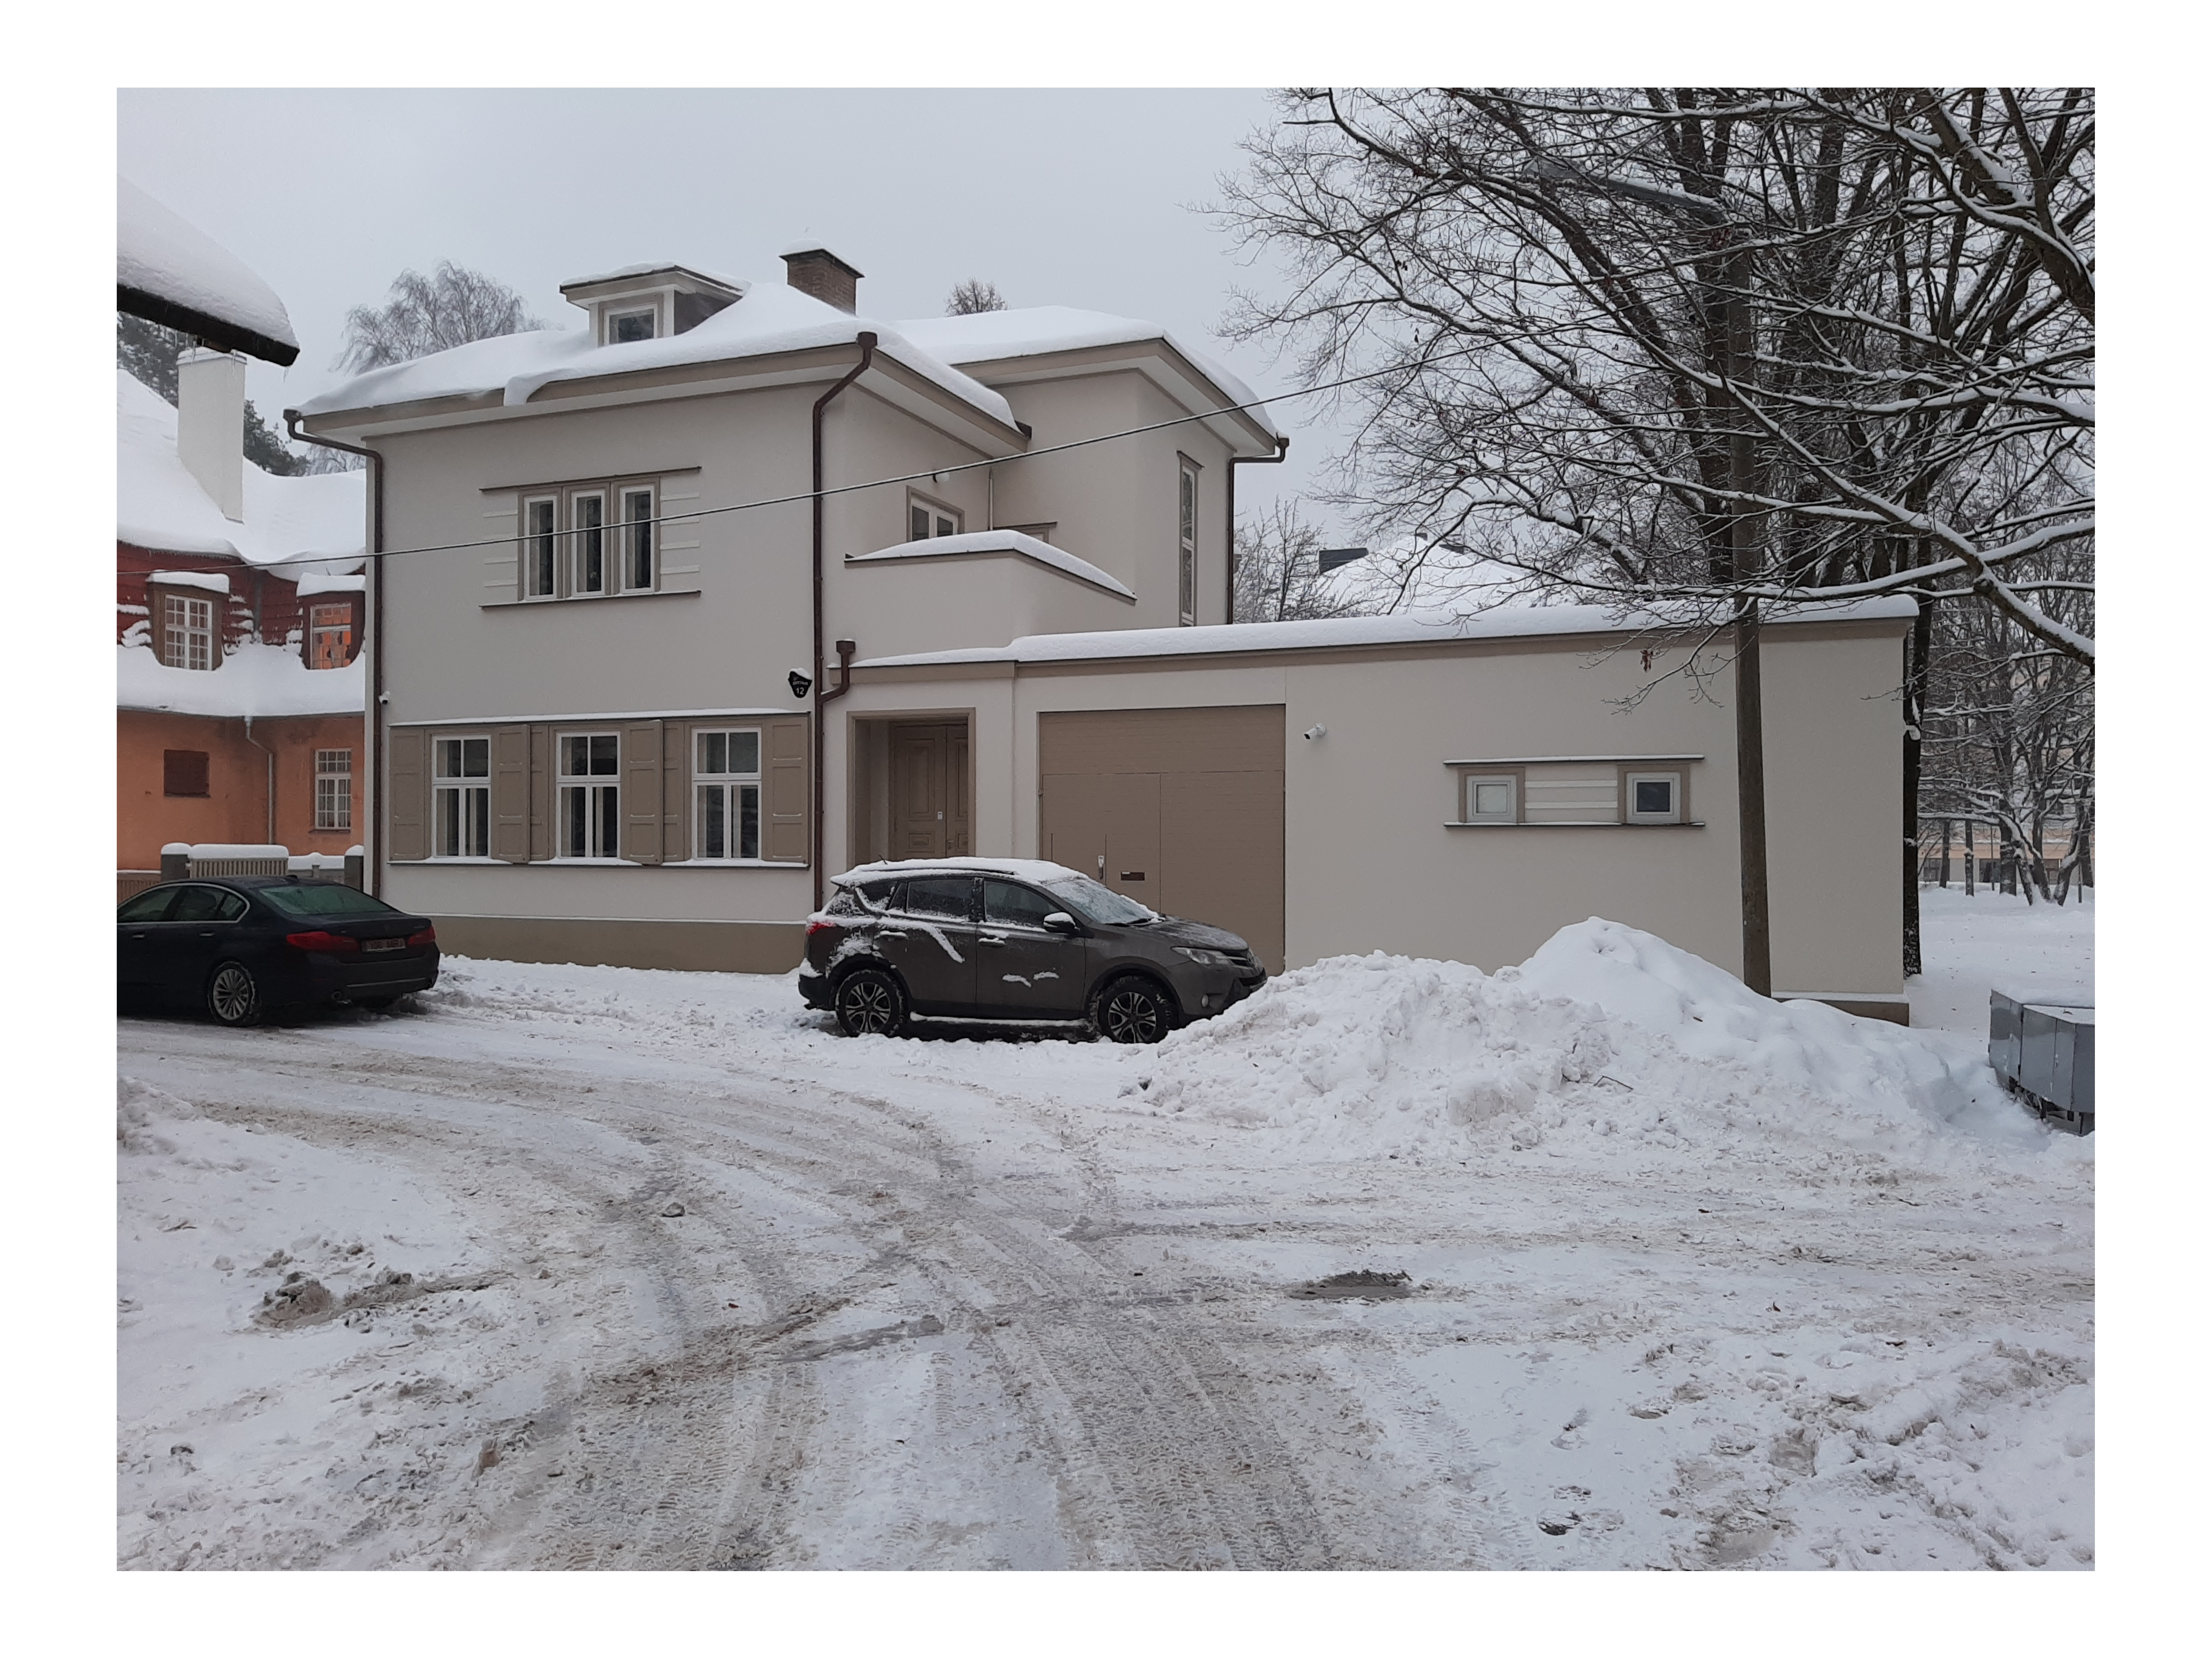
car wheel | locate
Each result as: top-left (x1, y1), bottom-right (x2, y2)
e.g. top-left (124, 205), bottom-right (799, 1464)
top-left (1093, 975), bottom-right (1174, 1045)
top-left (206, 962), bottom-right (262, 1027)
top-left (834, 968), bottom-right (907, 1037)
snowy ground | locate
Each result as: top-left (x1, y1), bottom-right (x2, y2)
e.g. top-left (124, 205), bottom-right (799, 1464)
top-left (1910, 883), bottom-right (2096, 1036)
top-left (118, 912), bottom-right (2092, 1570)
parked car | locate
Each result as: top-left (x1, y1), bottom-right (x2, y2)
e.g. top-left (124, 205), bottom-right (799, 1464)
top-left (117, 877), bottom-right (440, 1026)
top-left (799, 858), bottom-right (1266, 1042)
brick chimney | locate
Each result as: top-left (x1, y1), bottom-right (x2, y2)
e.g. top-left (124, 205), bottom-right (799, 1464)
top-left (177, 346), bottom-right (247, 522)
top-left (782, 246), bottom-right (863, 314)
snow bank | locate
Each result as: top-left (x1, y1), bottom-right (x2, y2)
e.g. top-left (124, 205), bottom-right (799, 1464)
top-left (1142, 919), bottom-right (2069, 1174)
top-left (117, 639), bottom-right (363, 719)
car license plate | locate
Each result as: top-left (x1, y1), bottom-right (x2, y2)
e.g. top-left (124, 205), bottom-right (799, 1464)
top-left (363, 938), bottom-right (404, 953)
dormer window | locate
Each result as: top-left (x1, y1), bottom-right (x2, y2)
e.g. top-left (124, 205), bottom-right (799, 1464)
top-left (610, 309), bottom-right (656, 344)
top-left (559, 264), bottom-right (743, 348)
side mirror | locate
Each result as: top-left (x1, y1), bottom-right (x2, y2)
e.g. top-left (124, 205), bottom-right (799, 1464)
top-left (1042, 911), bottom-right (1079, 935)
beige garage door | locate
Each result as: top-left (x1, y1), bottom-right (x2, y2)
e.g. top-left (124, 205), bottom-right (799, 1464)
top-left (1039, 705), bottom-right (1285, 972)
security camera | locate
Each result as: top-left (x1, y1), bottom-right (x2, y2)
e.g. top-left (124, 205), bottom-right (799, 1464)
top-left (1302, 724), bottom-right (1327, 741)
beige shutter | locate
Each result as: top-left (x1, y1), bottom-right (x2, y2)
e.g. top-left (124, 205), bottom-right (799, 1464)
top-left (624, 720), bottom-right (665, 863)
top-left (764, 716), bottom-right (811, 864)
top-left (662, 721), bottom-right (689, 863)
top-left (491, 725), bottom-right (530, 862)
top-left (529, 726), bottom-right (553, 861)
top-left (387, 726), bottom-right (428, 862)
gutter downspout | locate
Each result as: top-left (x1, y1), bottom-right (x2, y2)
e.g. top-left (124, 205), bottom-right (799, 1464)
top-left (285, 410), bottom-right (384, 896)
top-left (1227, 436), bottom-right (1289, 623)
top-left (810, 334), bottom-right (876, 911)
top-left (242, 714), bottom-right (275, 845)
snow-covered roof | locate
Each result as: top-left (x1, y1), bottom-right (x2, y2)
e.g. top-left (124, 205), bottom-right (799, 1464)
top-left (894, 306), bottom-right (1284, 441)
top-left (296, 572), bottom-right (367, 598)
top-left (298, 281), bottom-right (1017, 432)
top-left (117, 179), bottom-right (299, 365)
top-left (148, 570), bottom-right (231, 595)
top-left (845, 530), bottom-right (1134, 600)
top-left (117, 639), bottom-right (363, 719)
top-left (559, 261), bottom-right (746, 293)
top-left (858, 596), bottom-right (1920, 671)
top-left (117, 372), bottom-right (366, 568)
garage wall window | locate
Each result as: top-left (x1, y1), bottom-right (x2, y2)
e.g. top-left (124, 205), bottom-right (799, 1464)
top-left (1177, 457), bottom-right (1200, 625)
top-left (694, 728), bottom-right (761, 860)
top-left (435, 736), bottom-right (491, 856)
top-left (1459, 771), bottom-right (1519, 824)
top-left (314, 749), bottom-right (353, 830)
top-left (559, 733), bottom-right (621, 858)
top-left (163, 749), bottom-right (210, 797)
top-left (1625, 771), bottom-right (1684, 825)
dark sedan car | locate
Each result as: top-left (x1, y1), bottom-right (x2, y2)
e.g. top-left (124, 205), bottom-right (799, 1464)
top-left (798, 859), bottom-right (1266, 1042)
top-left (117, 877), bottom-right (440, 1026)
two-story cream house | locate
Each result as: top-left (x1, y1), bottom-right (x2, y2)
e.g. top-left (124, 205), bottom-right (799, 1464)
top-left (296, 249), bottom-right (1914, 1019)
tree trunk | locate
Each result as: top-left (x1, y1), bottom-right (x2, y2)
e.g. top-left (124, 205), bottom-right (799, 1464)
top-left (1902, 600), bottom-right (1931, 978)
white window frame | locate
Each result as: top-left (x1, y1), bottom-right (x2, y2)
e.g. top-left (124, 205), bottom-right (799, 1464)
top-left (523, 495), bottom-right (558, 598)
top-left (608, 306), bottom-right (658, 344)
top-left (1177, 457), bottom-right (1200, 626)
top-left (434, 735), bottom-right (491, 857)
top-left (906, 491), bottom-right (963, 543)
top-left (558, 731), bottom-right (623, 859)
top-left (161, 593), bottom-right (215, 671)
top-left (1624, 771), bottom-right (1684, 826)
top-left (1461, 772), bottom-right (1520, 825)
top-left (693, 728), bottom-right (763, 861)
top-left (571, 490), bottom-right (608, 595)
top-left (621, 484), bottom-right (656, 591)
top-left (314, 748), bottom-right (354, 831)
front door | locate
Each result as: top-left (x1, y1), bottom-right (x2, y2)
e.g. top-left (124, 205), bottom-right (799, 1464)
top-left (891, 723), bottom-right (971, 859)
top-left (978, 878), bottom-right (1088, 1018)
top-left (876, 873), bottom-right (979, 1015)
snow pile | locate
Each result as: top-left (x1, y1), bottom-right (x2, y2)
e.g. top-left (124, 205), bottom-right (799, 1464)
top-left (1142, 919), bottom-right (2061, 1173)
top-left (117, 638), bottom-right (363, 718)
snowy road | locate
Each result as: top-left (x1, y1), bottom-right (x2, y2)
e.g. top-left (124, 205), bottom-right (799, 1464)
top-left (118, 921), bottom-right (2093, 1570)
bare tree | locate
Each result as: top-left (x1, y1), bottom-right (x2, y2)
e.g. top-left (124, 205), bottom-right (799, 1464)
top-left (1234, 501), bottom-right (1372, 622)
top-left (337, 261), bottom-right (544, 373)
top-left (945, 279), bottom-right (1008, 316)
top-left (1218, 89), bottom-right (2094, 666)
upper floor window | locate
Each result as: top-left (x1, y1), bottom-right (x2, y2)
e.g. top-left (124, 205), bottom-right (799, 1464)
top-left (434, 736), bottom-right (490, 857)
top-left (694, 728), bottom-right (761, 860)
top-left (610, 308), bottom-right (657, 343)
top-left (162, 594), bottom-right (214, 670)
top-left (308, 604), bottom-right (354, 670)
top-left (573, 491), bottom-right (607, 594)
top-left (513, 479), bottom-right (660, 600)
top-left (623, 487), bottom-right (655, 590)
top-left (1177, 457), bottom-right (1200, 626)
top-left (559, 733), bottom-right (621, 858)
top-left (908, 492), bottom-right (963, 542)
top-left (524, 497), bottom-right (557, 598)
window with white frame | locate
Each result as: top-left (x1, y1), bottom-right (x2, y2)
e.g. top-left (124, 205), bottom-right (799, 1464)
top-left (161, 593), bottom-right (214, 671)
top-left (314, 748), bottom-right (353, 831)
top-left (622, 486), bottom-right (655, 590)
top-left (434, 736), bottom-right (490, 856)
top-left (1625, 771), bottom-right (1684, 825)
top-left (1461, 773), bottom-right (1519, 825)
top-left (609, 308), bottom-right (656, 344)
top-left (523, 497), bottom-right (557, 597)
top-left (694, 728), bottom-right (761, 860)
top-left (308, 603), bottom-right (353, 669)
top-left (572, 491), bottom-right (606, 594)
top-left (907, 493), bottom-right (962, 542)
top-left (1177, 458), bottom-right (1199, 625)
top-left (560, 733), bottom-right (621, 858)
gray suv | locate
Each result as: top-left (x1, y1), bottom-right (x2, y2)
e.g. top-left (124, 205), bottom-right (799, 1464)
top-left (799, 858), bottom-right (1266, 1042)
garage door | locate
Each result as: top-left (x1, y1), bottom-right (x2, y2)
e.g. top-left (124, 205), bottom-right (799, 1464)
top-left (1039, 705), bottom-right (1285, 972)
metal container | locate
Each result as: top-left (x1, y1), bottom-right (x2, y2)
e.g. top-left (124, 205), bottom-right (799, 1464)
top-left (1990, 988), bottom-right (2095, 1134)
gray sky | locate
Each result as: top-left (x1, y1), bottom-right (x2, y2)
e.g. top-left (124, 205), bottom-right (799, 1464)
top-left (118, 88), bottom-right (1347, 536)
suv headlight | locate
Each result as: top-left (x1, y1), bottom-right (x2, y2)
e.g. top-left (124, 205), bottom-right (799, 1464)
top-left (1173, 946), bottom-right (1232, 968)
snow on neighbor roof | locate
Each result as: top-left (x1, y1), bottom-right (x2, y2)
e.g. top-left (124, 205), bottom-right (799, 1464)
top-left (858, 596), bottom-right (1920, 670)
top-left (894, 306), bottom-right (1285, 441)
top-left (116, 179), bottom-right (299, 365)
top-left (149, 570), bottom-right (231, 595)
top-left (295, 572), bottom-right (367, 598)
top-left (117, 640), bottom-right (363, 719)
top-left (117, 373), bottom-right (366, 569)
top-left (846, 530), bottom-right (1134, 600)
top-left (297, 281), bottom-right (1017, 432)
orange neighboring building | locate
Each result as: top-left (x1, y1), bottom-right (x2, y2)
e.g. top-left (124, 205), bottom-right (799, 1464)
top-left (116, 362), bottom-right (367, 887)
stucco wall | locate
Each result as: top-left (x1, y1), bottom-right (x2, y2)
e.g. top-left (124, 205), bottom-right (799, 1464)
top-left (117, 708), bottom-right (367, 870)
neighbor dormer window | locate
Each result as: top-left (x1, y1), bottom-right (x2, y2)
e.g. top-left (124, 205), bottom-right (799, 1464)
top-left (610, 308), bottom-right (656, 344)
top-left (162, 593), bottom-right (215, 671)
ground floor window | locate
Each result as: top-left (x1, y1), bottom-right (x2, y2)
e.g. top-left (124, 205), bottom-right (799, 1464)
top-left (315, 748), bottom-right (354, 830)
top-left (694, 728), bottom-right (761, 859)
top-left (560, 733), bottom-right (621, 857)
top-left (435, 736), bottom-right (490, 856)
top-left (163, 749), bottom-right (210, 797)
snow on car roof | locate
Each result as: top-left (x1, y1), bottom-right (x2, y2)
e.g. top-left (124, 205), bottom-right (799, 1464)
top-left (835, 856), bottom-right (1093, 887)
top-left (117, 178), bottom-right (299, 363)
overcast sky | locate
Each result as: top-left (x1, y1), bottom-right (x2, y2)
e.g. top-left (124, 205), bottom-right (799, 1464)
top-left (117, 88), bottom-right (1350, 536)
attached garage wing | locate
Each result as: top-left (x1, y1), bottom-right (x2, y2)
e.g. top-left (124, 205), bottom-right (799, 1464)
top-left (1039, 705), bottom-right (1285, 972)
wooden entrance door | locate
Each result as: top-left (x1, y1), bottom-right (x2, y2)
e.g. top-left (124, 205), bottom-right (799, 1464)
top-left (891, 721), bottom-right (971, 859)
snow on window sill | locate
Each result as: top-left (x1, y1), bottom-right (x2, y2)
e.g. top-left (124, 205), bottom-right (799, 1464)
top-left (662, 858), bottom-right (796, 869)
top-left (415, 855), bottom-right (508, 864)
top-left (1444, 819), bottom-right (1705, 829)
top-left (538, 857), bottom-right (643, 866)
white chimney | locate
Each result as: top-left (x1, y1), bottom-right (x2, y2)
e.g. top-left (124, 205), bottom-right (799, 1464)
top-left (177, 346), bottom-right (247, 522)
